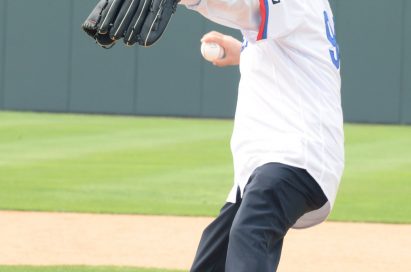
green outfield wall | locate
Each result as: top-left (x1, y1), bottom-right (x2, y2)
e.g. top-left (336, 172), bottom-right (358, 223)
top-left (0, 0), bottom-right (410, 123)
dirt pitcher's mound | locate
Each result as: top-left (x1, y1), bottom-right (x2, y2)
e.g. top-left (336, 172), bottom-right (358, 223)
top-left (0, 211), bottom-right (410, 271)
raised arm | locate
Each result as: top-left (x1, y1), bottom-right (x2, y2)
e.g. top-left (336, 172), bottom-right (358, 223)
top-left (179, 0), bottom-right (260, 32)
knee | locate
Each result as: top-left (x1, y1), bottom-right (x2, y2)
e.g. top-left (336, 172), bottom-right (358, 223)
top-left (228, 223), bottom-right (251, 248)
top-left (229, 219), bottom-right (282, 255)
top-left (229, 217), bottom-right (266, 245)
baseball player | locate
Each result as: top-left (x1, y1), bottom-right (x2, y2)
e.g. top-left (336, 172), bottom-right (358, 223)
top-left (178, 0), bottom-right (345, 271)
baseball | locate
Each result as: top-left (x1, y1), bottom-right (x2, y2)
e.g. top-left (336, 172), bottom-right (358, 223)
top-left (201, 42), bottom-right (225, 62)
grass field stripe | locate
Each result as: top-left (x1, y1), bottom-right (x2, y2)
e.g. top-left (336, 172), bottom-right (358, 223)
top-left (0, 111), bottom-right (410, 224)
top-left (114, 0), bottom-right (136, 37)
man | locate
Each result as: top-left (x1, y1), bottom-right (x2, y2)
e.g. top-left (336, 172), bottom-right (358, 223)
top-left (179, 0), bottom-right (344, 271)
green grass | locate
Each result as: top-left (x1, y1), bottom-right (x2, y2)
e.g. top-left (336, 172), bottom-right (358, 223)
top-left (331, 124), bottom-right (411, 223)
top-left (0, 111), bottom-right (410, 223)
top-left (0, 111), bottom-right (233, 216)
top-left (0, 266), bottom-right (181, 272)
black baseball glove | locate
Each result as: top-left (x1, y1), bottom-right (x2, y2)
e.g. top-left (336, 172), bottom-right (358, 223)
top-left (82, 0), bottom-right (179, 48)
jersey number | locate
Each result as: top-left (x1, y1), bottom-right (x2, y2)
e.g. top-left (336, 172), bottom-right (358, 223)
top-left (324, 11), bottom-right (340, 69)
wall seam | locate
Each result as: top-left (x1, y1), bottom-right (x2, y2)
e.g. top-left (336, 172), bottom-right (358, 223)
top-left (66, 0), bottom-right (75, 112)
top-left (0, 0), bottom-right (8, 109)
top-left (133, 47), bottom-right (139, 114)
top-left (398, 0), bottom-right (406, 124)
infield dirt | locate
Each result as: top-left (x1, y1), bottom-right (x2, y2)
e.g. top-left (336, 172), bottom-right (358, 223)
top-left (0, 211), bottom-right (410, 271)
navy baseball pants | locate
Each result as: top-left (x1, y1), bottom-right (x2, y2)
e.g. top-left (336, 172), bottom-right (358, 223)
top-left (190, 163), bottom-right (328, 272)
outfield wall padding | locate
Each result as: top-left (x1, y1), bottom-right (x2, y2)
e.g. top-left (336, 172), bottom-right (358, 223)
top-left (0, 0), bottom-right (409, 123)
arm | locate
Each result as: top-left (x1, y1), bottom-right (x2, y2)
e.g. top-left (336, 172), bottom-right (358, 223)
top-left (179, 0), bottom-right (260, 32)
top-left (180, 0), bottom-right (307, 41)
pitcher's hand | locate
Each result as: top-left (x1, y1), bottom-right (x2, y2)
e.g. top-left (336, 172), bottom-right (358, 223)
top-left (201, 31), bottom-right (242, 67)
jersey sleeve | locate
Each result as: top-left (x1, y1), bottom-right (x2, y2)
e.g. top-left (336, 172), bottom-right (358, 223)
top-left (179, 0), bottom-right (260, 32)
top-left (179, 0), bottom-right (307, 41)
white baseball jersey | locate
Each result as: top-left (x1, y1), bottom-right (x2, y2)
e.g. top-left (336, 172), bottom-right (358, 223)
top-left (180, 0), bottom-right (344, 228)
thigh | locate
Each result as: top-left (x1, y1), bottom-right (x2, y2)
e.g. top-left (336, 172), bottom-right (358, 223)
top-left (239, 162), bottom-right (327, 230)
top-left (225, 163), bottom-right (327, 272)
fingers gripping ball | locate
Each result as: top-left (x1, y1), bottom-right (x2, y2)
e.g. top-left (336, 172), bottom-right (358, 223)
top-left (201, 42), bottom-right (225, 62)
